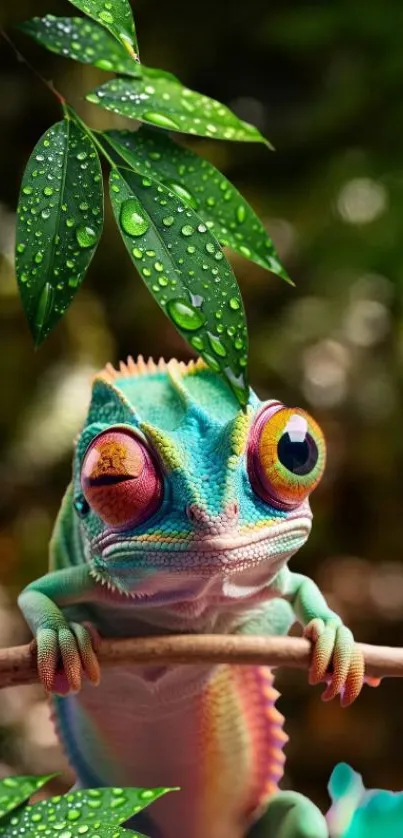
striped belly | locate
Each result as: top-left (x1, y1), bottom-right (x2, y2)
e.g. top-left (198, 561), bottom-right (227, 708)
top-left (52, 664), bottom-right (287, 838)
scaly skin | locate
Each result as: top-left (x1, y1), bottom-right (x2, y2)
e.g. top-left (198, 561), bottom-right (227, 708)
top-left (18, 356), bottom-right (370, 838)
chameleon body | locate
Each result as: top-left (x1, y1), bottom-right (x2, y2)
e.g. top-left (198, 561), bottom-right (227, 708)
top-left (19, 356), bottom-right (366, 838)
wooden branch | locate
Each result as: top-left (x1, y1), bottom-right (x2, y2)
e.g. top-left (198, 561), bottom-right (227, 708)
top-left (0, 635), bottom-right (403, 689)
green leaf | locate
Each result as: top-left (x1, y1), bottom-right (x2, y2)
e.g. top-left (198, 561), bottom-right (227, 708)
top-left (19, 16), bottom-right (142, 76)
top-left (67, 0), bottom-right (139, 60)
top-left (87, 76), bottom-right (270, 145)
top-left (15, 114), bottom-right (104, 346)
top-left (1, 785), bottom-right (173, 836)
top-left (109, 167), bottom-right (249, 405)
top-left (104, 128), bottom-right (291, 281)
top-left (0, 775), bottom-right (54, 823)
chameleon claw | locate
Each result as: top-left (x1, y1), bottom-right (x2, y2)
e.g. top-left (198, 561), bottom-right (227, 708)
top-left (304, 618), bottom-right (365, 705)
top-left (340, 647), bottom-right (365, 707)
top-left (70, 622), bottom-right (101, 686)
top-left (36, 621), bottom-right (100, 694)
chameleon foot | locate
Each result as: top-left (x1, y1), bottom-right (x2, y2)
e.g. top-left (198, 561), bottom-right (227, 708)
top-left (247, 791), bottom-right (328, 838)
top-left (304, 617), bottom-right (364, 706)
top-left (36, 620), bottom-right (100, 695)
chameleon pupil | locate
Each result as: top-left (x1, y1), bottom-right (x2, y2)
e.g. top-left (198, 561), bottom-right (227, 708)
top-left (74, 496), bottom-right (90, 517)
top-left (277, 433), bottom-right (318, 476)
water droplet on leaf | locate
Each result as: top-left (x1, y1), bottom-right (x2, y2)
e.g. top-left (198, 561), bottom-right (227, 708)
top-left (181, 225), bottom-right (194, 237)
top-left (208, 332), bottom-right (227, 357)
top-left (99, 10), bottom-right (114, 23)
top-left (166, 181), bottom-right (198, 209)
top-left (143, 112), bottom-right (180, 130)
top-left (166, 298), bottom-right (206, 331)
top-left (76, 226), bottom-right (98, 248)
top-left (120, 199), bottom-right (149, 237)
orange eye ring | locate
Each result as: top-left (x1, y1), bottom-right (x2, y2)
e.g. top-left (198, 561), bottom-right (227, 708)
top-left (80, 428), bottom-right (163, 530)
top-left (248, 403), bottom-right (326, 509)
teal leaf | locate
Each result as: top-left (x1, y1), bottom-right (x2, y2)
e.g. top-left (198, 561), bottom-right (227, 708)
top-left (1, 786), bottom-right (173, 836)
top-left (19, 16), bottom-right (142, 76)
top-left (0, 775), bottom-right (54, 823)
top-left (104, 128), bottom-right (291, 281)
top-left (15, 114), bottom-right (104, 346)
top-left (109, 167), bottom-right (249, 404)
top-left (67, 0), bottom-right (139, 60)
top-left (87, 76), bottom-right (270, 145)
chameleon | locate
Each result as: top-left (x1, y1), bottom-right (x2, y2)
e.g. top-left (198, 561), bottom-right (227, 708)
top-left (18, 355), bottom-right (368, 838)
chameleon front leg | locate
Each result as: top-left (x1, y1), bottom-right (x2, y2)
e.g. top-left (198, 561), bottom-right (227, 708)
top-left (283, 570), bottom-right (365, 706)
top-left (18, 565), bottom-right (100, 695)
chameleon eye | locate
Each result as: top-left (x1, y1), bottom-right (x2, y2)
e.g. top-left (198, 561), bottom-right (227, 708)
top-left (81, 429), bottom-right (163, 530)
top-left (248, 403), bottom-right (326, 509)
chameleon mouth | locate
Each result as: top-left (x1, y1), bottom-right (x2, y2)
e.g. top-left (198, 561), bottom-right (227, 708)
top-left (88, 516), bottom-right (312, 603)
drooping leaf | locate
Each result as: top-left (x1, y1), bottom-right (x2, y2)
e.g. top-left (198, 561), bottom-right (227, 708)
top-left (87, 76), bottom-right (270, 145)
top-left (15, 114), bottom-right (104, 346)
top-left (1, 785), bottom-right (173, 837)
top-left (109, 167), bottom-right (249, 404)
top-left (103, 128), bottom-right (291, 281)
top-left (67, 0), bottom-right (139, 60)
top-left (0, 775), bottom-right (54, 823)
top-left (2, 818), bottom-right (144, 838)
top-left (19, 16), bottom-right (142, 76)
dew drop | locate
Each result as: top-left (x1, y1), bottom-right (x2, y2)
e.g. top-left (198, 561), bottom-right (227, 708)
top-left (132, 247), bottom-right (144, 259)
top-left (95, 58), bottom-right (114, 70)
top-left (239, 245), bottom-right (252, 259)
top-left (181, 225), bottom-right (194, 237)
top-left (16, 243), bottom-right (26, 254)
top-left (120, 199), bottom-right (149, 237)
top-left (203, 352), bottom-right (220, 372)
top-left (166, 298), bottom-right (206, 331)
top-left (22, 186), bottom-right (33, 195)
top-left (34, 251), bottom-right (44, 264)
top-left (35, 282), bottom-right (54, 333)
top-left (154, 261), bottom-right (164, 272)
top-left (236, 205), bottom-right (246, 224)
top-left (41, 208), bottom-right (51, 220)
top-left (162, 216), bottom-right (174, 227)
top-left (208, 332), bottom-right (227, 357)
top-left (143, 112), bottom-right (180, 130)
top-left (99, 10), bottom-right (114, 23)
top-left (229, 297), bottom-right (240, 311)
top-left (165, 181), bottom-right (198, 209)
top-left (76, 226), bottom-right (98, 248)
top-left (190, 335), bottom-right (204, 350)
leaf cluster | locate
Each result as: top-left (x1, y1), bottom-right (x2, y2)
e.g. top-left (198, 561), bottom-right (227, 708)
top-left (0, 773), bottom-right (175, 838)
top-left (15, 0), bottom-right (291, 405)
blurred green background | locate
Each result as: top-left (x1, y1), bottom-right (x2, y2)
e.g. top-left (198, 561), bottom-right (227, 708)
top-left (1, 0), bottom-right (403, 815)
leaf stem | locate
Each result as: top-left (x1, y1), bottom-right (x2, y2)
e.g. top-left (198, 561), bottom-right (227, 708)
top-left (0, 27), bottom-right (66, 105)
top-left (66, 106), bottom-right (118, 170)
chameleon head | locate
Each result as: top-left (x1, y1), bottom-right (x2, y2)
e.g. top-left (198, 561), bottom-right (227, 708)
top-left (73, 357), bottom-right (326, 622)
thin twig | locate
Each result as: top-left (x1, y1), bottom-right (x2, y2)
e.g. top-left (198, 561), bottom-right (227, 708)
top-left (0, 635), bottom-right (402, 689)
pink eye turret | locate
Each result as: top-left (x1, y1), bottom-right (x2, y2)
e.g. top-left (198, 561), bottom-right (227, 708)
top-left (81, 429), bottom-right (163, 530)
